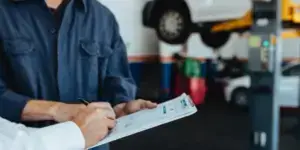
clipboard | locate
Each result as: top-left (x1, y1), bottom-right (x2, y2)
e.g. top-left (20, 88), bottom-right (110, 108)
top-left (89, 93), bottom-right (197, 149)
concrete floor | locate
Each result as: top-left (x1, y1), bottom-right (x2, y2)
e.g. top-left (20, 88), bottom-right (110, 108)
top-left (111, 101), bottom-right (300, 150)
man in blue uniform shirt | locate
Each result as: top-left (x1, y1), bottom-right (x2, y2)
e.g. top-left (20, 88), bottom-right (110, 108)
top-left (0, 0), bottom-right (157, 149)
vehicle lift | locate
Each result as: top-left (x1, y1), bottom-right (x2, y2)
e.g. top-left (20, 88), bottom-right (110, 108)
top-left (248, 0), bottom-right (282, 150)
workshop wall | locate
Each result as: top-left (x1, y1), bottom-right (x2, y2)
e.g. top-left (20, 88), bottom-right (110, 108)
top-left (100, 0), bottom-right (161, 99)
top-left (100, 0), bottom-right (159, 59)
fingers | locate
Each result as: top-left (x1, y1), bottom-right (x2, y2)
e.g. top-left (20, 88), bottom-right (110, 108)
top-left (146, 101), bottom-right (157, 108)
top-left (92, 108), bottom-right (116, 120)
top-left (105, 119), bottom-right (116, 129)
top-left (104, 108), bottom-right (116, 120)
top-left (88, 102), bottom-right (116, 119)
top-left (92, 109), bottom-right (116, 129)
top-left (88, 102), bottom-right (114, 113)
top-left (138, 99), bottom-right (157, 109)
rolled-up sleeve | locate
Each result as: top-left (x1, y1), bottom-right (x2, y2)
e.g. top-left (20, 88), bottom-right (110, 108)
top-left (103, 14), bottom-right (137, 105)
top-left (0, 40), bottom-right (31, 122)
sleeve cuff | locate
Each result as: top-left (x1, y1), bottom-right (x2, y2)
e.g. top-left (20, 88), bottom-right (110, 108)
top-left (113, 96), bottom-right (132, 106)
top-left (115, 95), bottom-right (133, 102)
top-left (31, 121), bottom-right (85, 150)
top-left (103, 77), bottom-right (137, 104)
top-left (0, 90), bottom-right (31, 122)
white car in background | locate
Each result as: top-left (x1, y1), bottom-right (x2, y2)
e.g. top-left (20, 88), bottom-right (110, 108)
top-left (143, 0), bottom-right (300, 48)
top-left (142, 0), bottom-right (251, 48)
top-left (224, 62), bottom-right (300, 107)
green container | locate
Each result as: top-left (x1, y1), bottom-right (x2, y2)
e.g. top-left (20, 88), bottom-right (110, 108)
top-left (182, 58), bottom-right (202, 78)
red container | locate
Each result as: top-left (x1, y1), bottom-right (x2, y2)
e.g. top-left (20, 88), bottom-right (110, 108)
top-left (174, 74), bottom-right (206, 105)
top-left (174, 74), bottom-right (188, 97)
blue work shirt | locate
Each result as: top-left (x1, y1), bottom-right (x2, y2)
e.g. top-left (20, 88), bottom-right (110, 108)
top-left (0, 0), bottom-right (136, 148)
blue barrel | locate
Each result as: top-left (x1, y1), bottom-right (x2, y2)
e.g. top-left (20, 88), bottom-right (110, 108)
top-left (129, 63), bottom-right (142, 87)
top-left (160, 62), bottom-right (173, 99)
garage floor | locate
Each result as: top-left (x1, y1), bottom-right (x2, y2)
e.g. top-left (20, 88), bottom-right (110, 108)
top-left (111, 100), bottom-right (300, 150)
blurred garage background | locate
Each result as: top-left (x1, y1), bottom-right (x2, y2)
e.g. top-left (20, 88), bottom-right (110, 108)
top-left (99, 0), bottom-right (300, 150)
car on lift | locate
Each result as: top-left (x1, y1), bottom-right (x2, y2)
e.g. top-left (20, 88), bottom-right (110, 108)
top-left (224, 62), bottom-right (300, 107)
top-left (142, 0), bottom-right (300, 49)
top-left (142, 0), bottom-right (251, 48)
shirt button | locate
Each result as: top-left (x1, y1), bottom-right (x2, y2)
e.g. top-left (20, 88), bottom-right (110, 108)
top-left (50, 28), bottom-right (57, 34)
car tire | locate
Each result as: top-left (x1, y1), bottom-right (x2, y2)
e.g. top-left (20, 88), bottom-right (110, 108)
top-left (155, 4), bottom-right (191, 44)
top-left (200, 31), bottom-right (230, 49)
top-left (231, 87), bottom-right (248, 107)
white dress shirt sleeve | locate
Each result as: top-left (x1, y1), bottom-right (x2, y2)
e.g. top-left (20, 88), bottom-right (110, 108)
top-left (0, 117), bottom-right (85, 150)
top-left (30, 121), bottom-right (86, 150)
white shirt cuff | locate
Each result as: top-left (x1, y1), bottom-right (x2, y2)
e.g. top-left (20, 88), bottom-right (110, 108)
top-left (31, 121), bottom-right (85, 150)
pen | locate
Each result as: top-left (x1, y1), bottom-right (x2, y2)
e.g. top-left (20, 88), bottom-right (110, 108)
top-left (78, 98), bottom-right (90, 106)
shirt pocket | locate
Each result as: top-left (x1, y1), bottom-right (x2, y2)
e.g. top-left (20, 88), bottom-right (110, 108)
top-left (2, 38), bottom-right (36, 74)
top-left (80, 40), bottom-right (112, 58)
top-left (78, 40), bottom-right (113, 100)
top-left (79, 40), bottom-right (113, 73)
top-left (3, 38), bottom-right (34, 56)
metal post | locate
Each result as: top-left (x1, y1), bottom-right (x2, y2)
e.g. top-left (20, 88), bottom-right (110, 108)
top-left (248, 0), bottom-right (281, 150)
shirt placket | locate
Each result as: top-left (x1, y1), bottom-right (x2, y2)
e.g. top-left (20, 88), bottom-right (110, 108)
top-left (50, 2), bottom-right (69, 101)
top-left (56, 3), bottom-right (74, 101)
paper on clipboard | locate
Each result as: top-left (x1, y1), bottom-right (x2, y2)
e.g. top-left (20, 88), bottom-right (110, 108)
top-left (89, 93), bottom-right (197, 149)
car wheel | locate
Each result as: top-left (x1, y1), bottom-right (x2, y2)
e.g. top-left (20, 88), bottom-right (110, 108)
top-left (200, 31), bottom-right (230, 49)
top-left (155, 5), bottom-right (191, 44)
top-left (231, 88), bottom-right (248, 107)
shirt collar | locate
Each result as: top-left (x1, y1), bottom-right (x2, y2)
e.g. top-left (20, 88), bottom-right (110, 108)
top-left (9, 0), bottom-right (88, 12)
top-left (73, 0), bottom-right (88, 12)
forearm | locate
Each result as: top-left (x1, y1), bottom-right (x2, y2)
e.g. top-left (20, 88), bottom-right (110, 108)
top-left (0, 40), bottom-right (60, 122)
top-left (21, 100), bottom-right (61, 121)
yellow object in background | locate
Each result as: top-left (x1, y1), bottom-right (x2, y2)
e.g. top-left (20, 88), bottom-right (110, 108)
top-left (283, 0), bottom-right (300, 23)
top-left (211, 11), bottom-right (252, 32)
top-left (281, 29), bottom-right (300, 38)
top-left (211, 0), bottom-right (300, 34)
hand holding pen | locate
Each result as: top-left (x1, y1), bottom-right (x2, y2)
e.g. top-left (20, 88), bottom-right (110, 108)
top-left (73, 99), bottom-right (116, 148)
top-left (67, 98), bottom-right (117, 148)
top-left (78, 98), bottom-right (116, 120)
